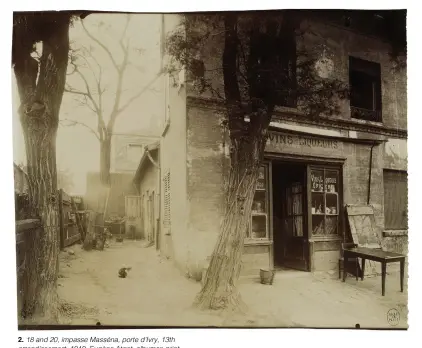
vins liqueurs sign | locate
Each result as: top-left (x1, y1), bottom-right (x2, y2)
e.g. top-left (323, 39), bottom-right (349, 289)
top-left (267, 132), bottom-right (339, 149)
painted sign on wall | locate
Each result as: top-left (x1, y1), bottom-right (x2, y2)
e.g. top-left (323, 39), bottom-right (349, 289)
top-left (267, 132), bottom-right (339, 149)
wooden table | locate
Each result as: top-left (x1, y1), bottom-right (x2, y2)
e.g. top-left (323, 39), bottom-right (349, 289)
top-left (343, 247), bottom-right (405, 296)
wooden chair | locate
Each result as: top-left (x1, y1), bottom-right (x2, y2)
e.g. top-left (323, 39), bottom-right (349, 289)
top-left (338, 242), bottom-right (359, 280)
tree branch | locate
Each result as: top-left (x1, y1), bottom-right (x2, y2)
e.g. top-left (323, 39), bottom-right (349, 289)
top-left (107, 20), bottom-right (132, 132)
top-left (81, 20), bottom-right (119, 70)
top-left (60, 118), bottom-right (100, 141)
top-left (117, 72), bottom-right (163, 114)
top-left (119, 15), bottom-right (131, 55)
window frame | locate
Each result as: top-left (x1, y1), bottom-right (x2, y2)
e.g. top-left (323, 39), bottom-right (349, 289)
top-left (246, 163), bottom-right (270, 243)
top-left (349, 56), bottom-right (382, 123)
top-left (308, 166), bottom-right (342, 238)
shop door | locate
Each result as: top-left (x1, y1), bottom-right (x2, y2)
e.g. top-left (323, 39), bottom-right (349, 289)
top-left (281, 172), bottom-right (310, 271)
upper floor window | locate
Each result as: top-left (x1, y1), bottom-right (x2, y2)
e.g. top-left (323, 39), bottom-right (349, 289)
top-left (349, 56), bottom-right (382, 122)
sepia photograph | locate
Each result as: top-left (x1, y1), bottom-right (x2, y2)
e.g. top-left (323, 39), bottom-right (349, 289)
top-left (10, 6), bottom-right (409, 331)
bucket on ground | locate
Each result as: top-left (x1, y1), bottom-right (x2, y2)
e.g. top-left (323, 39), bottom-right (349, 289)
top-left (260, 268), bottom-right (275, 285)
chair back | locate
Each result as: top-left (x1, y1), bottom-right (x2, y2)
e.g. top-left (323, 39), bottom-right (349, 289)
top-left (340, 242), bottom-right (358, 257)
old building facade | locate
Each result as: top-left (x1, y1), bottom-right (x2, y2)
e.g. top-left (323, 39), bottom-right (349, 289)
top-left (155, 11), bottom-right (407, 279)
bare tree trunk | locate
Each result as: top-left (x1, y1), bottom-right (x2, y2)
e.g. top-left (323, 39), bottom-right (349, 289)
top-left (20, 122), bottom-right (60, 322)
top-left (13, 14), bottom-right (70, 323)
top-left (195, 125), bottom-right (269, 312)
top-left (99, 135), bottom-right (112, 187)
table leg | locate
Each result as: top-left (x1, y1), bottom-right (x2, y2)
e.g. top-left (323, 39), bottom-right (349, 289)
top-left (381, 262), bottom-right (386, 296)
top-left (343, 254), bottom-right (347, 282)
top-left (355, 259), bottom-right (358, 281)
top-left (400, 259), bottom-right (405, 292)
top-left (361, 258), bottom-right (365, 281)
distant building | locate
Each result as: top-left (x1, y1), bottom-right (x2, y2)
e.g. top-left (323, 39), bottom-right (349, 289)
top-left (112, 133), bottom-right (159, 173)
top-left (132, 141), bottom-right (160, 242)
top-left (85, 131), bottom-right (160, 217)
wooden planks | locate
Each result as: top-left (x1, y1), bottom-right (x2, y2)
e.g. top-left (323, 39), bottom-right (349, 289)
top-left (346, 204), bottom-right (381, 249)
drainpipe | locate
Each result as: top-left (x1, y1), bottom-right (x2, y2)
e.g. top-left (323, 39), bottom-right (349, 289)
top-left (367, 142), bottom-right (377, 205)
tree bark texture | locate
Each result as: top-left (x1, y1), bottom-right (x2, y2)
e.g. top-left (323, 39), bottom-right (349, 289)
top-left (195, 122), bottom-right (270, 311)
top-left (13, 14), bottom-right (70, 323)
top-left (99, 135), bottom-right (112, 187)
top-left (194, 13), bottom-right (274, 312)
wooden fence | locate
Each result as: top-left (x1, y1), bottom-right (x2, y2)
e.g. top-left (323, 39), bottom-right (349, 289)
top-left (58, 189), bottom-right (86, 249)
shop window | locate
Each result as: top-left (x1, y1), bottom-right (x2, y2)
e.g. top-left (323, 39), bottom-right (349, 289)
top-left (310, 168), bottom-right (340, 236)
top-left (247, 165), bottom-right (269, 240)
top-left (383, 170), bottom-right (408, 230)
top-left (349, 56), bottom-right (382, 122)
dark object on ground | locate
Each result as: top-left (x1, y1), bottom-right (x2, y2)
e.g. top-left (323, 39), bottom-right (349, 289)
top-left (82, 236), bottom-right (94, 251)
top-left (260, 268), bottom-right (275, 285)
top-left (116, 235), bottom-right (124, 243)
top-left (118, 267), bottom-right (132, 278)
top-left (96, 321), bottom-right (101, 326)
top-left (355, 323), bottom-right (360, 329)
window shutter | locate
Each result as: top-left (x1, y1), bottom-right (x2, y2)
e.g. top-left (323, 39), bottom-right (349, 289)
top-left (163, 171), bottom-right (171, 230)
top-left (383, 170), bottom-right (408, 230)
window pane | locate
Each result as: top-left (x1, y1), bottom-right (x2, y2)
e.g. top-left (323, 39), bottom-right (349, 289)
top-left (325, 170), bottom-right (339, 193)
top-left (251, 215), bottom-right (267, 239)
top-left (312, 215), bottom-right (325, 235)
top-left (350, 71), bottom-right (375, 110)
top-left (252, 191), bottom-right (266, 213)
top-left (292, 193), bottom-right (303, 215)
top-left (293, 216), bottom-right (304, 237)
top-left (325, 216), bottom-right (338, 235)
top-left (311, 192), bottom-right (324, 215)
top-left (256, 166), bottom-right (266, 190)
top-left (326, 193), bottom-right (338, 215)
top-left (311, 170), bottom-right (324, 192)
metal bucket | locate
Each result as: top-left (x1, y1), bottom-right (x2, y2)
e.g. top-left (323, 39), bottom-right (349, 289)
top-left (260, 268), bottom-right (275, 285)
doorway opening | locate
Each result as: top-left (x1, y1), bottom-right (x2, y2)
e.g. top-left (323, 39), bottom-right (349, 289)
top-left (272, 161), bottom-right (310, 271)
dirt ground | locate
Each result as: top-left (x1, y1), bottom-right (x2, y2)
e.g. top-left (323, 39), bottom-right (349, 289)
top-left (57, 240), bottom-right (408, 329)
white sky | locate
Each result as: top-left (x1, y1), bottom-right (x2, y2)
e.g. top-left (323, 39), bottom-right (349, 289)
top-left (12, 13), bottom-right (164, 194)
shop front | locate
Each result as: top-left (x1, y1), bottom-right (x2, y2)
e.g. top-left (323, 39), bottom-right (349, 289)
top-left (241, 127), bottom-right (382, 274)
